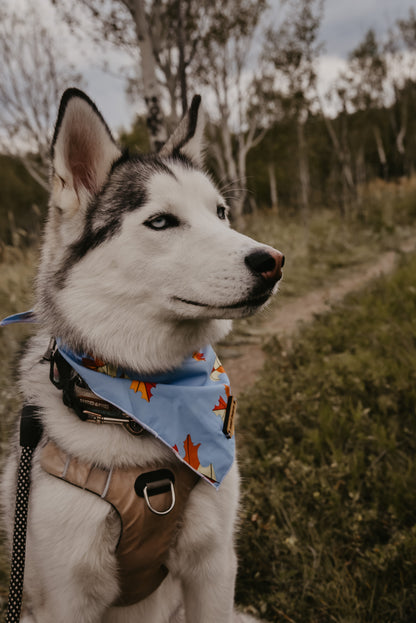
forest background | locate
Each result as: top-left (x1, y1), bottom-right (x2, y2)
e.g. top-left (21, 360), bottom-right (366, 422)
top-left (1, 0), bottom-right (416, 621)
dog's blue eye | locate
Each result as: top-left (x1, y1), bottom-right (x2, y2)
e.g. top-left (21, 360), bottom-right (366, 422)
top-left (217, 206), bottom-right (227, 220)
top-left (145, 214), bottom-right (179, 230)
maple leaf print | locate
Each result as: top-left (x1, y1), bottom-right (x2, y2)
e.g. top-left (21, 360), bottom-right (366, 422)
top-left (82, 355), bottom-right (106, 371)
top-left (81, 356), bottom-right (121, 378)
top-left (210, 356), bottom-right (225, 382)
top-left (130, 381), bottom-right (156, 401)
top-left (213, 395), bottom-right (227, 422)
top-left (183, 434), bottom-right (201, 470)
top-left (192, 351), bottom-right (206, 362)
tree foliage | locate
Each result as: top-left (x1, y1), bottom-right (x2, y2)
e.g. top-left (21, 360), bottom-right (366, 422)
top-left (247, 7), bottom-right (416, 216)
top-left (2, 2), bottom-right (416, 224)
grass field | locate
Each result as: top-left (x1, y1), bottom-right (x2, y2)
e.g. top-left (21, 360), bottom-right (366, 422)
top-left (0, 178), bottom-right (416, 619)
top-left (242, 177), bottom-right (416, 302)
top-left (0, 247), bottom-right (37, 442)
top-left (236, 253), bottom-right (416, 622)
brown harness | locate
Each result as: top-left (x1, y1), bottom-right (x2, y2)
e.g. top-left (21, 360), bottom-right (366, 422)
top-left (40, 441), bottom-right (199, 606)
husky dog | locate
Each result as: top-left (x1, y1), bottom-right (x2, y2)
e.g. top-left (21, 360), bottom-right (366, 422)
top-left (1, 89), bottom-right (284, 622)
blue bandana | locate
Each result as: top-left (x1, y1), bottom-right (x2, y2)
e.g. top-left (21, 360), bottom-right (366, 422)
top-left (1, 310), bottom-right (37, 326)
top-left (2, 311), bottom-right (235, 488)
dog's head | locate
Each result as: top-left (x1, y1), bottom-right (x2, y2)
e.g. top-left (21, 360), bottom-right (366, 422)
top-left (37, 89), bottom-right (284, 372)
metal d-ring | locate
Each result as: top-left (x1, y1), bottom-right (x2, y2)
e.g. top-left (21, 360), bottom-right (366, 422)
top-left (143, 479), bottom-right (176, 515)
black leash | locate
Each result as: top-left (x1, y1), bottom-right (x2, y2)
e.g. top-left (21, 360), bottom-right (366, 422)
top-left (6, 405), bottom-right (43, 623)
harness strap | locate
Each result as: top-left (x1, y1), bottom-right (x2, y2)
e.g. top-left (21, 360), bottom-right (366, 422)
top-left (6, 405), bottom-right (43, 623)
top-left (40, 441), bottom-right (199, 606)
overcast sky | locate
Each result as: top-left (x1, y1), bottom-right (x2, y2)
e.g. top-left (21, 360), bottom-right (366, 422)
top-left (78, 0), bottom-right (415, 131)
top-left (321, 0), bottom-right (414, 57)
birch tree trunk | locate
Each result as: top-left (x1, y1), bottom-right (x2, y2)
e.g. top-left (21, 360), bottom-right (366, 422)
top-left (130, 0), bottom-right (167, 151)
top-left (211, 117), bottom-right (267, 227)
top-left (394, 90), bottom-right (408, 175)
top-left (268, 162), bottom-right (278, 213)
top-left (373, 125), bottom-right (388, 179)
top-left (222, 121), bottom-right (245, 227)
top-left (320, 104), bottom-right (356, 216)
top-left (177, 0), bottom-right (188, 117)
top-left (355, 145), bottom-right (366, 216)
top-left (297, 115), bottom-right (310, 223)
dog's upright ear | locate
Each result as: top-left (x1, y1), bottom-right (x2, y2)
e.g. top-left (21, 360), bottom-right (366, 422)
top-left (51, 88), bottom-right (121, 212)
top-left (159, 95), bottom-right (205, 167)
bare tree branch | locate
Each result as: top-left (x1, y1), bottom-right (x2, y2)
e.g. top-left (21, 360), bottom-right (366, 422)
top-left (0, 6), bottom-right (82, 187)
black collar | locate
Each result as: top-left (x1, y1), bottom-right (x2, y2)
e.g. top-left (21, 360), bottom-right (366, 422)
top-left (44, 339), bottom-right (143, 436)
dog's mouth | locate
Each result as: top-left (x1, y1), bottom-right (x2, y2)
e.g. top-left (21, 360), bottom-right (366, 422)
top-left (173, 291), bottom-right (272, 310)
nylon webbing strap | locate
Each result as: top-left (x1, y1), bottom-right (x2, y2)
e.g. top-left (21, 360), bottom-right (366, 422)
top-left (6, 405), bottom-right (42, 623)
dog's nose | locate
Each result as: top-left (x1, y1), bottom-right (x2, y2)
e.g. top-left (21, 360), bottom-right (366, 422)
top-left (245, 249), bottom-right (285, 284)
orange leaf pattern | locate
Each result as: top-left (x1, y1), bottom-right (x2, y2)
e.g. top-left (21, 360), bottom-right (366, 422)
top-left (192, 351), bottom-right (206, 362)
top-left (183, 433), bottom-right (201, 469)
top-left (213, 395), bottom-right (227, 422)
top-left (82, 355), bottom-right (106, 370)
top-left (129, 381), bottom-right (156, 401)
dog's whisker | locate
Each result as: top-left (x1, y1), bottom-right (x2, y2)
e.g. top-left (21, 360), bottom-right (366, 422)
top-left (222, 187), bottom-right (250, 195)
top-left (219, 177), bottom-right (248, 194)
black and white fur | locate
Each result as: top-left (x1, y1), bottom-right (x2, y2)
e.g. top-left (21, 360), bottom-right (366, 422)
top-left (1, 89), bottom-right (283, 623)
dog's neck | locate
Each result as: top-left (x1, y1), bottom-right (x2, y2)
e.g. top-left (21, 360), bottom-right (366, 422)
top-left (48, 317), bottom-right (232, 375)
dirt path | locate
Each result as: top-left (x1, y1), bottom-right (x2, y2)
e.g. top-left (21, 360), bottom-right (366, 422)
top-left (221, 238), bottom-right (416, 396)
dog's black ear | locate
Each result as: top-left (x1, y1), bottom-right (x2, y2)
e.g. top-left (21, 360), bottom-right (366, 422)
top-left (159, 95), bottom-right (205, 166)
top-left (51, 89), bottom-right (121, 206)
